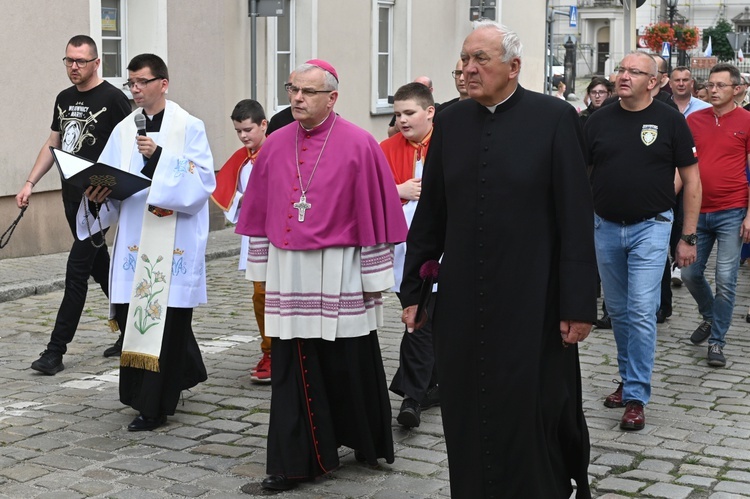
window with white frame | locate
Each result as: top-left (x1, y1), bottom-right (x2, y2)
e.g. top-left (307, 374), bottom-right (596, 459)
top-left (101, 0), bottom-right (126, 79)
top-left (374, 0), bottom-right (394, 112)
top-left (275, 0), bottom-right (295, 110)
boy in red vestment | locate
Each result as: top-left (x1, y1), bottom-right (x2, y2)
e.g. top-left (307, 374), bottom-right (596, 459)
top-left (379, 82), bottom-right (439, 428)
top-left (210, 99), bottom-right (271, 383)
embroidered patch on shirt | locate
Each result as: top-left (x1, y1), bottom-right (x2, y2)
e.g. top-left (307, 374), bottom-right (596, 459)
top-left (641, 124), bottom-right (658, 146)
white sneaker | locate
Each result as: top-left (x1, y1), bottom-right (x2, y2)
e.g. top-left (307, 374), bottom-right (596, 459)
top-left (671, 266), bottom-right (682, 287)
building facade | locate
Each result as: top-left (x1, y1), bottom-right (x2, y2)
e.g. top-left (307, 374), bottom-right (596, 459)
top-left (549, 0), bottom-right (750, 78)
top-left (0, 0), bottom-right (546, 258)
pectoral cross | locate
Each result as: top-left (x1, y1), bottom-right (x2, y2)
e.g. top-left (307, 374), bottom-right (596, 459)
top-left (293, 194), bottom-right (311, 222)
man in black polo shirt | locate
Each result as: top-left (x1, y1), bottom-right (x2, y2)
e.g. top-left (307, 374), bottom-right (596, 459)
top-left (585, 51), bottom-right (701, 431)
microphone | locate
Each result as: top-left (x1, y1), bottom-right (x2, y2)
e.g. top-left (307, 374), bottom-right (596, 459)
top-left (134, 114), bottom-right (148, 164)
top-left (134, 113), bottom-right (147, 136)
top-left (415, 260), bottom-right (440, 327)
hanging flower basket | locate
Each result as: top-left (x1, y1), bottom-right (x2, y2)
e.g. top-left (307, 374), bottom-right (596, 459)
top-left (675, 25), bottom-right (700, 51)
top-left (643, 22), bottom-right (675, 53)
top-left (643, 22), bottom-right (700, 53)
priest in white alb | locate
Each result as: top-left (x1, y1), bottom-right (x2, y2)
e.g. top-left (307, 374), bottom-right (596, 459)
top-left (80, 54), bottom-right (215, 432)
top-left (236, 60), bottom-right (407, 492)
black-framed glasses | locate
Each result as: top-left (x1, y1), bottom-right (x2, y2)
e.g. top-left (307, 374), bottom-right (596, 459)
top-left (451, 70), bottom-right (463, 78)
top-left (589, 90), bottom-right (609, 96)
top-left (123, 77), bottom-right (163, 90)
top-left (63, 57), bottom-right (97, 68)
top-left (284, 83), bottom-right (334, 97)
top-left (705, 82), bottom-right (737, 90)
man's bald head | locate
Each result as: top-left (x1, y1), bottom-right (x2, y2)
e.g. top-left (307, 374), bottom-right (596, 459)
top-left (414, 76), bottom-right (433, 92)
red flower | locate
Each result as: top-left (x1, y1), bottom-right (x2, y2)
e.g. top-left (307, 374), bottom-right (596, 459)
top-left (643, 22), bottom-right (675, 53)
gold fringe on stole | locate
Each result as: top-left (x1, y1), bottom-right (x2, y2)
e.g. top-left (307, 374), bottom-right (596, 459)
top-left (120, 351), bottom-right (161, 372)
top-left (108, 318), bottom-right (120, 333)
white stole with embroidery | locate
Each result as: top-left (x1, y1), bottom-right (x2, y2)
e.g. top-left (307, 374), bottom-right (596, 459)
top-left (120, 107), bottom-right (188, 372)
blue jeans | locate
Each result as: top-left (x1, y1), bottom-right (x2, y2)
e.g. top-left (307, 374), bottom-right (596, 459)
top-left (595, 211), bottom-right (672, 406)
top-left (681, 208), bottom-right (746, 348)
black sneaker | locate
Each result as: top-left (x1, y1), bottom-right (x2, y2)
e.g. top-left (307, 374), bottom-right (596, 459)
top-left (420, 385), bottom-right (440, 409)
top-left (31, 350), bottom-right (64, 375)
top-left (690, 321), bottom-right (712, 345)
top-left (707, 344), bottom-right (726, 367)
top-left (397, 398), bottom-right (421, 428)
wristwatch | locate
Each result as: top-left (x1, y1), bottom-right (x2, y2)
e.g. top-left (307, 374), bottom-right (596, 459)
top-left (680, 233), bottom-right (698, 246)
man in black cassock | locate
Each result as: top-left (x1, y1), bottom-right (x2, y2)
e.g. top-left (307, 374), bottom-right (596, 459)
top-left (401, 20), bottom-right (597, 499)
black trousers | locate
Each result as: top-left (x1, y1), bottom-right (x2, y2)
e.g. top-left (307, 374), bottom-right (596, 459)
top-left (660, 195), bottom-right (684, 312)
top-left (46, 199), bottom-right (110, 355)
top-left (390, 292), bottom-right (438, 401)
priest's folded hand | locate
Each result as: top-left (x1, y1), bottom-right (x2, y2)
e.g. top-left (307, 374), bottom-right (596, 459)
top-left (559, 320), bottom-right (592, 346)
top-left (402, 304), bottom-right (426, 333)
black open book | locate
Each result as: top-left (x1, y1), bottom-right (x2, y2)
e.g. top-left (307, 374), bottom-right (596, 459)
top-left (50, 146), bottom-right (151, 201)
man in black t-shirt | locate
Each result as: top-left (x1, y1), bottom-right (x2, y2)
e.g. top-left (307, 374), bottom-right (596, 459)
top-left (15, 35), bottom-right (132, 375)
top-left (585, 51), bottom-right (701, 432)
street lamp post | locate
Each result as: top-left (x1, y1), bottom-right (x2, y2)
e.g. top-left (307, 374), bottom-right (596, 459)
top-left (666, 0), bottom-right (679, 74)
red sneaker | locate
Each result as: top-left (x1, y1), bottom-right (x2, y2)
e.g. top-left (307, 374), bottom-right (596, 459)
top-left (251, 352), bottom-right (271, 383)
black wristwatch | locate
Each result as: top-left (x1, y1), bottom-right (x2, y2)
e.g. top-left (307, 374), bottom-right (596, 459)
top-left (680, 233), bottom-right (698, 246)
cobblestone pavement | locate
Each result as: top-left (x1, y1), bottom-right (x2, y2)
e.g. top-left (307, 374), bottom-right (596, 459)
top-left (2, 229), bottom-right (750, 498)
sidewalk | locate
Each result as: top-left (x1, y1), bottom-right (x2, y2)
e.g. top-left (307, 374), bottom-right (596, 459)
top-left (2, 228), bottom-right (750, 497)
top-left (0, 228), bottom-right (242, 303)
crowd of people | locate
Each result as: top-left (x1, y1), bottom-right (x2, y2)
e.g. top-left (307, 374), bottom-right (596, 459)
top-left (13, 19), bottom-right (750, 499)
top-left (580, 52), bottom-right (750, 436)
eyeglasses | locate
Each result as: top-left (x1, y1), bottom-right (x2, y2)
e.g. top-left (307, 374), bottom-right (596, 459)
top-left (123, 77), bottom-right (163, 90)
top-left (615, 67), bottom-right (654, 78)
top-left (284, 83), bottom-right (334, 97)
top-left (451, 70), bottom-right (463, 78)
top-left (62, 57), bottom-right (97, 68)
top-left (705, 82), bottom-right (737, 90)
top-left (589, 90), bottom-right (609, 96)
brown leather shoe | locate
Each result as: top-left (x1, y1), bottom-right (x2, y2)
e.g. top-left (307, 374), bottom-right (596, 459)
top-left (620, 401), bottom-right (645, 431)
top-left (603, 381), bottom-right (624, 408)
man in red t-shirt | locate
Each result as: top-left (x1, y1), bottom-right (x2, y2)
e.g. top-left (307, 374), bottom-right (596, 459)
top-left (683, 62), bottom-right (750, 368)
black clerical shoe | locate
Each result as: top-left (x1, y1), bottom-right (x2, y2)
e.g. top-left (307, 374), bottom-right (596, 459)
top-left (127, 414), bottom-right (167, 432)
top-left (397, 398), bottom-right (421, 428)
top-left (261, 475), bottom-right (300, 491)
top-left (31, 350), bottom-right (64, 375)
top-left (656, 307), bottom-right (672, 324)
top-left (103, 335), bottom-right (123, 358)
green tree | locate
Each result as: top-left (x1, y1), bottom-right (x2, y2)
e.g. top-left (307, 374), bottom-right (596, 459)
top-left (702, 18), bottom-right (735, 62)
